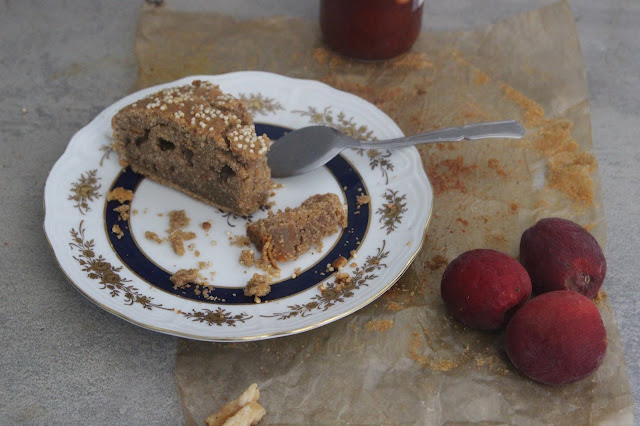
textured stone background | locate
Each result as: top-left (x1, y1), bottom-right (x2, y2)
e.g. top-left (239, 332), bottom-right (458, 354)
top-left (0, 1), bottom-right (637, 423)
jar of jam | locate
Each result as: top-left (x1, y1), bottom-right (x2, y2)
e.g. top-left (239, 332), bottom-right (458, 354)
top-left (320, 0), bottom-right (424, 61)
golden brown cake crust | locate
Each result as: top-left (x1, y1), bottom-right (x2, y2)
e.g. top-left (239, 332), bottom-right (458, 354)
top-left (111, 80), bottom-right (271, 216)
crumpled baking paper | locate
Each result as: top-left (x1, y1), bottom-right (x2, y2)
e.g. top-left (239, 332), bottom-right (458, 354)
top-left (133, 1), bottom-right (633, 423)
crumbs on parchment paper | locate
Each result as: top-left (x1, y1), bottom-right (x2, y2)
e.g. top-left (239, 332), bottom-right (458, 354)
top-left (365, 319), bottom-right (395, 333)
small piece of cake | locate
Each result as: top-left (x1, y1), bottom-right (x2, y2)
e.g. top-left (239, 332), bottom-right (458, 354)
top-left (107, 187), bottom-right (134, 203)
top-left (244, 273), bottom-right (271, 297)
top-left (144, 230), bottom-right (163, 243)
top-left (170, 268), bottom-right (199, 288)
top-left (111, 80), bottom-right (271, 216)
top-left (239, 249), bottom-right (255, 267)
top-left (332, 256), bottom-right (348, 270)
top-left (205, 383), bottom-right (265, 426)
top-left (246, 193), bottom-right (347, 262)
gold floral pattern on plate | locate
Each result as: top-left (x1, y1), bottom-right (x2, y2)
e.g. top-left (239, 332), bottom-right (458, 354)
top-left (292, 105), bottom-right (396, 183)
top-left (292, 106), bottom-right (376, 141)
top-left (68, 170), bottom-right (101, 215)
top-left (69, 220), bottom-right (167, 310)
top-left (239, 93), bottom-right (284, 115)
top-left (182, 308), bottom-right (253, 327)
top-left (377, 189), bottom-right (408, 235)
top-left (263, 241), bottom-right (389, 320)
top-left (99, 143), bottom-right (115, 167)
top-left (357, 148), bottom-right (394, 185)
top-left (69, 220), bottom-right (256, 325)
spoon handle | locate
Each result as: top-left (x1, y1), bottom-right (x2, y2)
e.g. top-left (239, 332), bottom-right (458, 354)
top-left (356, 120), bottom-right (525, 149)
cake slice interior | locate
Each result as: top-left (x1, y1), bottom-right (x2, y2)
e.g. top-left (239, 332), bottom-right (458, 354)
top-left (246, 193), bottom-right (347, 263)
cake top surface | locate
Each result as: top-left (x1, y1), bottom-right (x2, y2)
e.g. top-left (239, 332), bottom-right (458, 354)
top-left (116, 80), bottom-right (270, 160)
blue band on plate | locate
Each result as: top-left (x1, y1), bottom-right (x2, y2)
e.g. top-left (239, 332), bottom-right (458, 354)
top-left (105, 124), bottom-right (369, 304)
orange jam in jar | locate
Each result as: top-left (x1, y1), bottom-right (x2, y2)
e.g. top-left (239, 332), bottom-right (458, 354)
top-left (320, 0), bottom-right (424, 61)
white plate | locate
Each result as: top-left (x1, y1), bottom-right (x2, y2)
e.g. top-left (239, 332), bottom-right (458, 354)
top-left (44, 72), bottom-right (433, 341)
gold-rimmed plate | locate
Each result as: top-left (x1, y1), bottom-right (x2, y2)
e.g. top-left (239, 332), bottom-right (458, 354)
top-left (44, 72), bottom-right (432, 341)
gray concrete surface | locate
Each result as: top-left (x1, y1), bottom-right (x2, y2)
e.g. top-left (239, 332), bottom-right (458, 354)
top-left (0, 0), bottom-right (637, 423)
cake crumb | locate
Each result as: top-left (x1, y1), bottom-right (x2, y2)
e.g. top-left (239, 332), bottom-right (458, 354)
top-left (132, 209), bottom-right (139, 215)
top-left (333, 272), bottom-right (352, 292)
top-left (144, 231), bottom-right (163, 243)
top-left (201, 221), bottom-right (212, 231)
top-left (332, 256), bottom-right (348, 270)
top-left (319, 273), bottom-right (353, 297)
top-left (111, 224), bottom-right (124, 239)
top-left (168, 230), bottom-right (195, 256)
top-left (194, 250), bottom-right (200, 257)
top-left (230, 235), bottom-right (251, 247)
top-left (291, 267), bottom-right (302, 279)
top-left (113, 204), bottom-right (130, 221)
top-left (168, 210), bottom-right (190, 230)
top-left (198, 261), bottom-right (212, 269)
top-left (365, 319), bottom-right (395, 333)
top-left (473, 69), bottom-right (489, 85)
top-left (107, 187), bottom-right (133, 203)
top-left (387, 301), bottom-right (405, 312)
top-left (170, 268), bottom-right (198, 288)
top-left (244, 273), bottom-right (271, 297)
top-left (239, 249), bottom-right (255, 267)
top-left (350, 250), bottom-right (358, 259)
top-left (356, 194), bottom-right (370, 206)
top-left (426, 255), bottom-right (448, 271)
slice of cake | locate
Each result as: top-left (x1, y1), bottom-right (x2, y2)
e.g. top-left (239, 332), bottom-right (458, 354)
top-left (111, 80), bottom-right (271, 216)
top-left (246, 193), bottom-right (347, 263)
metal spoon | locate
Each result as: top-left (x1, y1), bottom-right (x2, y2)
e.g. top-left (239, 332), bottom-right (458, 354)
top-left (267, 120), bottom-right (525, 178)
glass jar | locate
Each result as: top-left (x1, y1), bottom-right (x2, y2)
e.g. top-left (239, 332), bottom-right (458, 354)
top-left (320, 0), bottom-right (424, 61)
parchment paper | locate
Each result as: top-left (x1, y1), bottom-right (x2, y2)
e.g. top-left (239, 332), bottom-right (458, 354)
top-left (134, 1), bottom-right (633, 424)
